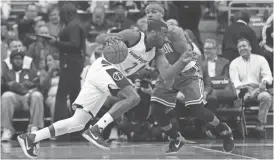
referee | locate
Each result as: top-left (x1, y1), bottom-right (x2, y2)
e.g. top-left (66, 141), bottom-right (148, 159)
top-left (49, 3), bottom-right (85, 127)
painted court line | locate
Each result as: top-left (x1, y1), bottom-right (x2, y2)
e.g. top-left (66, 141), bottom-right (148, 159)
top-left (197, 143), bottom-right (273, 147)
top-left (191, 145), bottom-right (259, 160)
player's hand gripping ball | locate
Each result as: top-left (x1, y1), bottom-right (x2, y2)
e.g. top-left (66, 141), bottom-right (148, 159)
top-left (103, 40), bottom-right (128, 64)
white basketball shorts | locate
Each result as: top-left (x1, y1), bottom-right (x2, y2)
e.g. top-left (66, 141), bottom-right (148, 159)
top-left (73, 58), bottom-right (131, 117)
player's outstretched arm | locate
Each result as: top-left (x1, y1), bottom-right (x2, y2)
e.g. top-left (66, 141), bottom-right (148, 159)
top-left (155, 49), bottom-right (193, 80)
top-left (95, 29), bottom-right (139, 45)
top-left (167, 25), bottom-right (190, 55)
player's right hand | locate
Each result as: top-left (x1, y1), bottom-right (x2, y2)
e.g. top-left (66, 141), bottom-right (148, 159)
top-left (180, 51), bottom-right (195, 63)
top-left (104, 36), bottom-right (122, 45)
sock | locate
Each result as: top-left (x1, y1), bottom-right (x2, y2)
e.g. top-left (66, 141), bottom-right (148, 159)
top-left (162, 123), bottom-right (181, 140)
top-left (95, 113), bottom-right (114, 130)
top-left (209, 115), bottom-right (220, 127)
top-left (32, 127), bottom-right (51, 143)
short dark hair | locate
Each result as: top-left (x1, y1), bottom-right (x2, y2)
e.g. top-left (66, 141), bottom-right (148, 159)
top-left (237, 38), bottom-right (250, 45)
top-left (147, 20), bottom-right (167, 32)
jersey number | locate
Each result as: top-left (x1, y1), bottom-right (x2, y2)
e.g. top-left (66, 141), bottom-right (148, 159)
top-left (125, 62), bottom-right (138, 73)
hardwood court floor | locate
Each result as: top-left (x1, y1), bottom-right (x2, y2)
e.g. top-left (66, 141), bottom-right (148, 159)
top-left (1, 139), bottom-right (273, 159)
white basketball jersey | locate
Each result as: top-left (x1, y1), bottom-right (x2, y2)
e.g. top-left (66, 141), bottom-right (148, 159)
top-left (114, 32), bottom-right (156, 76)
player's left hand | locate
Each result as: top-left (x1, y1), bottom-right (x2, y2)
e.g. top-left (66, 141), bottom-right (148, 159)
top-left (104, 36), bottom-right (122, 45)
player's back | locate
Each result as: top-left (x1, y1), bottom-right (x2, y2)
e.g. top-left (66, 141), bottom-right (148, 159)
top-left (114, 32), bottom-right (155, 77)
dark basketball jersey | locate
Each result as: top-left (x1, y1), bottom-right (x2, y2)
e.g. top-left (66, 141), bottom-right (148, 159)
top-left (154, 39), bottom-right (181, 89)
top-left (154, 39), bottom-right (203, 90)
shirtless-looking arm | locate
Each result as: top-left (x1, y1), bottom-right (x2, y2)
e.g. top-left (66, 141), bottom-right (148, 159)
top-left (155, 48), bottom-right (193, 80)
top-left (95, 29), bottom-right (139, 46)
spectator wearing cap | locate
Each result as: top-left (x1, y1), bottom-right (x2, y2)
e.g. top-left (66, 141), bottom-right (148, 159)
top-left (2, 40), bottom-right (36, 76)
top-left (109, 2), bottom-right (135, 32)
top-left (1, 49), bottom-right (44, 142)
top-left (230, 38), bottom-right (272, 132)
top-left (222, 11), bottom-right (260, 62)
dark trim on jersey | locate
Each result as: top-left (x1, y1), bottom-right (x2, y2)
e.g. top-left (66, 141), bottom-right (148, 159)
top-left (128, 31), bottom-right (142, 48)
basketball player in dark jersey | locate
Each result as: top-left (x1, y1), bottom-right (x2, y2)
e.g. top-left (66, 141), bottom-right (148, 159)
top-left (145, 2), bottom-right (235, 154)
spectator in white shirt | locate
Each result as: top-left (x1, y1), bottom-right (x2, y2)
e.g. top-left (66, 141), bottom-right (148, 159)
top-left (230, 38), bottom-right (273, 131)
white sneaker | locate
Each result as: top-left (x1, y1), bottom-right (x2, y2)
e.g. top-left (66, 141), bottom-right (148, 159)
top-left (1, 129), bottom-right (13, 142)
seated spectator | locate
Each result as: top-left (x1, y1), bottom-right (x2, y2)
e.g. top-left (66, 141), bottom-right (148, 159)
top-left (47, 4), bottom-right (62, 37)
top-left (222, 11), bottom-right (260, 62)
top-left (1, 49), bottom-right (44, 142)
top-left (230, 38), bottom-right (273, 132)
top-left (27, 25), bottom-right (59, 70)
top-left (2, 40), bottom-right (36, 75)
top-left (202, 38), bottom-right (230, 112)
top-left (39, 53), bottom-right (60, 123)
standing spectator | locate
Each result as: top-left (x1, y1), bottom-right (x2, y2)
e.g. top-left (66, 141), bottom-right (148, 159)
top-left (17, 3), bottom-right (40, 46)
top-left (174, 1), bottom-right (203, 48)
top-left (260, 13), bottom-right (273, 74)
top-left (47, 4), bottom-right (62, 37)
top-left (48, 3), bottom-right (85, 123)
top-left (39, 53), bottom-right (61, 123)
top-left (222, 11), bottom-right (260, 62)
top-left (109, 2), bottom-right (135, 31)
top-left (27, 25), bottom-right (59, 70)
top-left (1, 49), bottom-right (44, 142)
top-left (229, 38), bottom-right (272, 132)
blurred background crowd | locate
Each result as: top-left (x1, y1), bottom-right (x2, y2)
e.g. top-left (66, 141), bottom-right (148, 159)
top-left (1, 0), bottom-right (273, 143)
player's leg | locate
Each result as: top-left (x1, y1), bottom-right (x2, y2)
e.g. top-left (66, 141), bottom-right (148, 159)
top-left (82, 60), bottom-right (140, 149)
top-left (182, 79), bottom-right (234, 152)
top-left (149, 88), bottom-right (185, 154)
top-left (17, 59), bottom-right (108, 158)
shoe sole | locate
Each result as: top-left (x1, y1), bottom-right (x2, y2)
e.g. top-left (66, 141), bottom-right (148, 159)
top-left (82, 133), bottom-right (110, 150)
top-left (223, 138), bottom-right (235, 153)
top-left (17, 136), bottom-right (37, 159)
top-left (165, 151), bottom-right (179, 155)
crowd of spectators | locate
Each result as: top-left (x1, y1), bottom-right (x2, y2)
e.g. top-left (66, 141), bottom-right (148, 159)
top-left (1, 1), bottom-right (273, 142)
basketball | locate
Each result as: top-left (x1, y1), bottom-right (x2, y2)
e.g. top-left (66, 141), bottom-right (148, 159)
top-left (103, 41), bottom-right (128, 64)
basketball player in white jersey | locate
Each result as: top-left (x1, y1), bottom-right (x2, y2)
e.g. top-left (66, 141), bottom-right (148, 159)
top-left (17, 20), bottom-right (194, 158)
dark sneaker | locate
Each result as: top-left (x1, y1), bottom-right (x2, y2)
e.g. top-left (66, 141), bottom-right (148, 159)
top-left (17, 133), bottom-right (39, 158)
top-left (82, 125), bottom-right (110, 150)
top-left (165, 136), bottom-right (186, 155)
top-left (219, 123), bottom-right (235, 152)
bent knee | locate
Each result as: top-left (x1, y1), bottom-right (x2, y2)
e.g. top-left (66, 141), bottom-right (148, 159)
top-left (31, 91), bottom-right (44, 100)
top-left (258, 92), bottom-right (272, 101)
top-left (2, 91), bottom-right (17, 100)
top-left (130, 94), bottom-right (141, 106)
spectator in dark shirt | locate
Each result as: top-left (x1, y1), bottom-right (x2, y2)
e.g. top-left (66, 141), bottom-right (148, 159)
top-left (48, 3), bottom-right (85, 123)
top-left (17, 3), bottom-right (40, 46)
top-left (109, 2), bottom-right (135, 31)
top-left (85, 5), bottom-right (114, 43)
top-left (222, 11), bottom-right (260, 62)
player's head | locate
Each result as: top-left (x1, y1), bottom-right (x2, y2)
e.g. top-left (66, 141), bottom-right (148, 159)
top-left (146, 20), bottom-right (168, 48)
top-left (145, 2), bottom-right (164, 22)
